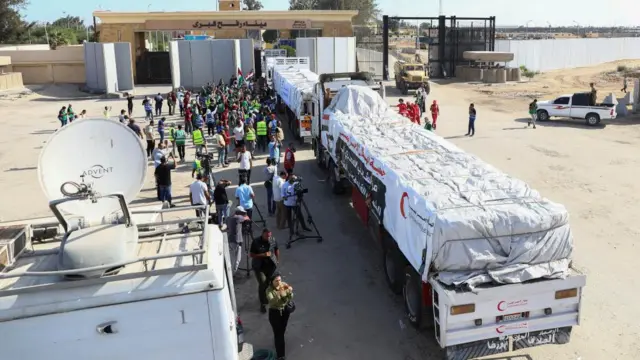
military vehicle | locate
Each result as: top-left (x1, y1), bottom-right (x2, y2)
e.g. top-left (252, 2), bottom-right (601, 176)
top-left (394, 60), bottom-right (430, 95)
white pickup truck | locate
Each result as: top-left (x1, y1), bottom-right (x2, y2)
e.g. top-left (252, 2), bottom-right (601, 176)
top-left (536, 92), bottom-right (616, 126)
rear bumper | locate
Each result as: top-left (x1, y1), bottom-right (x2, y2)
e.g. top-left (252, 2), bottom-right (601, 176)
top-left (445, 326), bottom-right (572, 360)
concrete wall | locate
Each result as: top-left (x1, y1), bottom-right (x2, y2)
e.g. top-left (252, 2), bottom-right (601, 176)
top-left (0, 44), bottom-right (50, 51)
top-left (170, 39), bottom-right (253, 89)
top-left (0, 46), bottom-right (85, 84)
top-left (84, 42), bottom-right (130, 92)
top-left (114, 43), bottom-right (134, 91)
top-left (0, 73), bottom-right (24, 91)
top-left (296, 37), bottom-right (356, 75)
top-left (496, 37), bottom-right (640, 72)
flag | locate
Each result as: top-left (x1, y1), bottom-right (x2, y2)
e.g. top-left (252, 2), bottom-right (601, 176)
top-left (246, 70), bottom-right (254, 80)
top-left (237, 68), bottom-right (244, 86)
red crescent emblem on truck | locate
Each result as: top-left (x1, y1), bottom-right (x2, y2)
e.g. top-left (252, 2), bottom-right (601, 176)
top-left (400, 192), bottom-right (409, 218)
top-left (497, 301), bottom-right (506, 311)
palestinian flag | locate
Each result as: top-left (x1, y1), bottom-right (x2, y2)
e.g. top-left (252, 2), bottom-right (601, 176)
top-left (237, 68), bottom-right (244, 86)
top-left (246, 70), bottom-right (254, 80)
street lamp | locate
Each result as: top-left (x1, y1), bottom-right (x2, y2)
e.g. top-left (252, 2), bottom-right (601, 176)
top-left (573, 20), bottom-right (581, 37)
top-left (525, 20), bottom-right (532, 39)
top-left (546, 21), bottom-right (552, 38)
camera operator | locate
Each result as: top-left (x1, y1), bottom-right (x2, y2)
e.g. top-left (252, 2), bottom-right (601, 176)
top-left (249, 228), bottom-right (279, 313)
top-left (282, 174), bottom-right (312, 236)
top-left (226, 206), bottom-right (251, 274)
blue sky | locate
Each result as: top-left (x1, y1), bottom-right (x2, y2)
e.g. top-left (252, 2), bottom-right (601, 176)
top-left (23, 0), bottom-right (635, 27)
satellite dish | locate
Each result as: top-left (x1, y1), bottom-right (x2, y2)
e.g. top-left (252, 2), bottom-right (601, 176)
top-left (38, 118), bottom-right (147, 222)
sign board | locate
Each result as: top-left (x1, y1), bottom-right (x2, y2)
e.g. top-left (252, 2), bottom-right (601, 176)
top-left (184, 35), bottom-right (210, 40)
top-left (146, 20), bottom-right (312, 31)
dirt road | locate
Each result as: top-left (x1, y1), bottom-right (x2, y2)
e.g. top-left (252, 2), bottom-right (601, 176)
top-left (1, 78), bottom-right (639, 359)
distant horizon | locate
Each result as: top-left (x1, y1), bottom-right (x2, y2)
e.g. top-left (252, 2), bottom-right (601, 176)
top-left (21, 0), bottom-right (636, 27)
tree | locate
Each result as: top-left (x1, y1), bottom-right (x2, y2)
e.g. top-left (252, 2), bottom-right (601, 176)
top-left (262, 29), bottom-right (278, 43)
top-left (51, 15), bottom-right (84, 29)
top-left (388, 18), bottom-right (399, 33)
top-left (289, 0), bottom-right (379, 25)
top-left (242, 0), bottom-right (263, 10)
top-left (0, 0), bottom-right (30, 43)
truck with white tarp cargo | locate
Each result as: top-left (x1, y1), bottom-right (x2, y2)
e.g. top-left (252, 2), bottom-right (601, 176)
top-left (272, 57), bottom-right (319, 142)
top-left (312, 84), bottom-right (586, 360)
top-left (0, 119), bottom-right (244, 360)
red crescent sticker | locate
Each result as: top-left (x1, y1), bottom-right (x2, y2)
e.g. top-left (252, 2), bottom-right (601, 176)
top-left (400, 192), bottom-right (409, 218)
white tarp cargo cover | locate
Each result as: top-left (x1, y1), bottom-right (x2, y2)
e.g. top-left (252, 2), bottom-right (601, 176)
top-left (322, 86), bottom-right (573, 288)
top-left (273, 68), bottom-right (318, 116)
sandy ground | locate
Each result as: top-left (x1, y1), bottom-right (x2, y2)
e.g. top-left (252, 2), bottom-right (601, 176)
top-left (446, 59), bottom-right (640, 115)
top-left (2, 60), bottom-right (640, 359)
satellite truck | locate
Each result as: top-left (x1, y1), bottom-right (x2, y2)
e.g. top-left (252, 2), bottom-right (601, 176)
top-left (0, 119), bottom-right (244, 360)
top-left (311, 83), bottom-right (586, 359)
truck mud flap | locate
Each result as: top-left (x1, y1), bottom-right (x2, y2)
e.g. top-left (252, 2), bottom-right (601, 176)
top-left (445, 326), bottom-right (572, 360)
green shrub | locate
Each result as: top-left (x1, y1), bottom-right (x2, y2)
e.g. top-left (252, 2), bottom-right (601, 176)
top-left (617, 65), bottom-right (628, 72)
top-left (280, 45), bottom-right (296, 57)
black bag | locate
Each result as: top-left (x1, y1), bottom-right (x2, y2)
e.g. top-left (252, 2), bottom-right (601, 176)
top-left (264, 179), bottom-right (272, 188)
top-left (285, 300), bottom-right (296, 314)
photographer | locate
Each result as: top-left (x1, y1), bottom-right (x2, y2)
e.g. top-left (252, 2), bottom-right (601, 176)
top-left (249, 228), bottom-right (279, 313)
top-left (282, 174), bottom-right (312, 236)
top-left (226, 206), bottom-right (251, 274)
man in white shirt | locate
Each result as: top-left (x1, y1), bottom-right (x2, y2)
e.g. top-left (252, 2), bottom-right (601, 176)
top-left (233, 122), bottom-right (245, 152)
top-left (281, 174), bottom-right (311, 236)
top-left (236, 145), bottom-right (253, 184)
top-left (272, 170), bottom-right (287, 229)
top-left (190, 173), bottom-right (211, 218)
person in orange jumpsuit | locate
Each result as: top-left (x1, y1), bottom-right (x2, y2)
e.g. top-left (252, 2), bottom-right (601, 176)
top-left (398, 99), bottom-right (408, 116)
top-left (410, 103), bottom-right (421, 125)
top-left (430, 100), bottom-right (440, 130)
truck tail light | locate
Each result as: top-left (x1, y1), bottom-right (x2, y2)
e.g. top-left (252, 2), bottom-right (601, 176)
top-left (610, 109), bottom-right (614, 116)
top-left (450, 304), bottom-right (475, 315)
top-left (555, 288), bottom-right (578, 300)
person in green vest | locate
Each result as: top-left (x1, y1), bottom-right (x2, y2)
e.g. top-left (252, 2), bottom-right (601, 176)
top-left (424, 117), bottom-right (434, 131)
top-left (256, 118), bottom-right (268, 152)
top-left (175, 124), bottom-right (187, 161)
top-left (58, 106), bottom-right (69, 127)
top-left (191, 157), bottom-right (203, 178)
top-left (67, 104), bottom-right (75, 123)
top-left (245, 124), bottom-right (257, 154)
top-left (192, 126), bottom-right (207, 155)
top-left (168, 123), bottom-right (177, 157)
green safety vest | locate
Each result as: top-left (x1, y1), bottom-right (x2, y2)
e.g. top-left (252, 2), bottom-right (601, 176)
top-left (245, 128), bottom-right (256, 141)
top-left (169, 128), bottom-right (176, 141)
top-left (175, 129), bottom-right (186, 145)
top-left (193, 129), bottom-right (204, 145)
top-left (256, 121), bottom-right (267, 136)
top-left (194, 159), bottom-right (202, 170)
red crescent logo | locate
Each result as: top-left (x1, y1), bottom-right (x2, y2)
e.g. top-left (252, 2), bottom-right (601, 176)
top-left (496, 325), bottom-right (505, 334)
top-left (497, 301), bottom-right (506, 311)
top-left (400, 192), bottom-right (409, 218)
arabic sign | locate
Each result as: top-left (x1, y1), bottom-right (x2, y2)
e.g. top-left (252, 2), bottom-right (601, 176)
top-left (336, 136), bottom-right (387, 222)
top-left (145, 20), bottom-right (312, 31)
top-left (512, 326), bottom-right (572, 350)
top-left (445, 336), bottom-right (509, 359)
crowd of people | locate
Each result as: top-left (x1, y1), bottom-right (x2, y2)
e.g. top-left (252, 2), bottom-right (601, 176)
top-left (130, 74), bottom-right (297, 360)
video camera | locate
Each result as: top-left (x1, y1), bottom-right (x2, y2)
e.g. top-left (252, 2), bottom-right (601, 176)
top-left (293, 177), bottom-right (309, 197)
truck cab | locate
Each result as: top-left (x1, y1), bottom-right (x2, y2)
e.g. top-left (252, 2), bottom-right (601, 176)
top-left (313, 72), bottom-right (382, 191)
top-left (536, 92), bottom-right (617, 126)
top-left (394, 61), bottom-right (431, 95)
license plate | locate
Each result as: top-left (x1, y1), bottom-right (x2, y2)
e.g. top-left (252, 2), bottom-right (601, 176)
top-left (503, 313), bottom-right (523, 321)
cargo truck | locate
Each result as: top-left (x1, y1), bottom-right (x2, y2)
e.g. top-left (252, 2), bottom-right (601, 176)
top-left (311, 80), bottom-right (586, 360)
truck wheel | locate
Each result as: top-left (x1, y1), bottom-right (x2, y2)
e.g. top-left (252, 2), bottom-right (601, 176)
top-left (329, 162), bottom-right (343, 195)
top-left (382, 243), bottom-right (404, 295)
top-left (585, 113), bottom-right (600, 126)
top-left (536, 110), bottom-right (549, 122)
top-left (403, 266), bottom-right (433, 330)
top-left (314, 141), bottom-right (325, 169)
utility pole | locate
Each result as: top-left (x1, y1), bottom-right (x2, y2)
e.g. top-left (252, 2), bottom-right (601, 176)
top-left (439, 0), bottom-right (443, 15)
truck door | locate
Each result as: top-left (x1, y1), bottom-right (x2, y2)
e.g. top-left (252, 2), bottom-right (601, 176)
top-left (300, 100), bottom-right (313, 138)
top-left (552, 96), bottom-right (571, 118)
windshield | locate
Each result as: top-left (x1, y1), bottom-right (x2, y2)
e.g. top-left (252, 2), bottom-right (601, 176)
top-left (404, 66), bottom-right (424, 72)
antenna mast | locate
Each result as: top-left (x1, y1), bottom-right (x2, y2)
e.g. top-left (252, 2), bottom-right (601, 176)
top-left (439, 0), bottom-right (443, 15)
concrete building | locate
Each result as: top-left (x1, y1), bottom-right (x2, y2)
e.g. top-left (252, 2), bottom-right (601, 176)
top-left (94, 0), bottom-right (357, 82)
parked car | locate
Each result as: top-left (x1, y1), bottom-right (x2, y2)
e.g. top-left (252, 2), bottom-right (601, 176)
top-left (536, 92), bottom-right (616, 126)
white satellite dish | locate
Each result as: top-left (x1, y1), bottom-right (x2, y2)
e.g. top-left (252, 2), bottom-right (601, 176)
top-left (38, 118), bottom-right (147, 222)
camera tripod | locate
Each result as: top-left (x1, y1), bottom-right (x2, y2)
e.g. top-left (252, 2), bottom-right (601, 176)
top-left (235, 223), bottom-right (257, 278)
top-left (286, 197), bottom-right (323, 249)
